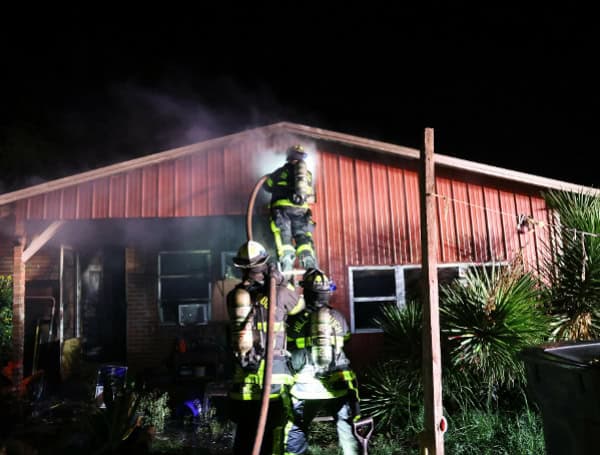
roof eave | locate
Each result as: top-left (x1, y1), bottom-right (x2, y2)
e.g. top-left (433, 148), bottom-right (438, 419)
top-left (0, 121), bottom-right (596, 206)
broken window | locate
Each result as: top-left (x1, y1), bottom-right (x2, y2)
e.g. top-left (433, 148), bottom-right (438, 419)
top-left (349, 262), bottom-right (506, 333)
top-left (158, 250), bottom-right (211, 325)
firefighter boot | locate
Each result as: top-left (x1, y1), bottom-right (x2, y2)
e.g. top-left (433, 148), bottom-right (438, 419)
top-left (299, 252), bottom-right (317, 271)
top-left (280, 253), bottom-right (295, 273)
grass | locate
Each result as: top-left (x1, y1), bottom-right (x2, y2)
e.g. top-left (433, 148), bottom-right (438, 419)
top-left (308, 408), bottom-right (545, 455)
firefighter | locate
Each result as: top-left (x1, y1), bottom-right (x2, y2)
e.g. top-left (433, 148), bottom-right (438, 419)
top-left (264, 144), bottom-right (317, 273)
top-left (285, 268), bottom-right (363, 455)
top-left (226, 240), bottom-right (305, 455)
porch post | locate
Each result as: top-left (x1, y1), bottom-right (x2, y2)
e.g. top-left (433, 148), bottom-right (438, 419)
top-left (12, 202), bottom-right (26, 388)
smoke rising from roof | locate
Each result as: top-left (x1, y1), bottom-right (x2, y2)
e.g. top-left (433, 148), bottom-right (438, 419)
top-left (0, 78), bottom-right (324, 195)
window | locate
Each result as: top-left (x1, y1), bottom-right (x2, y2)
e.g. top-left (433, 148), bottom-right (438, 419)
top-left (349, 267), bottom-right (402, 333)
top-left (158, 250), bottom-right (211, 325)
top-left (349, 262), bottom-right (504, 333)
top-left (221, 251), bottom-right (242, 280)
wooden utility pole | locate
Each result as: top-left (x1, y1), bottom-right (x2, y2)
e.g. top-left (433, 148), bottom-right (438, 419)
top-left (419, 128), bottom-right (445, 455)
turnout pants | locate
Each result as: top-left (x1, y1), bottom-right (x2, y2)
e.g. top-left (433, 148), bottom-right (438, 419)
top-left (229, 394), bottom-right (293, 455)
top-left (270, 206), bottom-right (316, 271)
top-left (285, 395), bottom-right (359, 455)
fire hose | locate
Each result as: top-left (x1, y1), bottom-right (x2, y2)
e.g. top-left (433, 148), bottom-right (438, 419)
top-left (246, 175), bottom-right (267, 242)
top-left (246, 175), bottom-right (275, 455)
top-left (245, 174), bottom-right (374, 454)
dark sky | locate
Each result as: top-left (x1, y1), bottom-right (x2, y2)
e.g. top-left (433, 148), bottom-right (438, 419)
top-left (1, 5), bottom-right (598, 193)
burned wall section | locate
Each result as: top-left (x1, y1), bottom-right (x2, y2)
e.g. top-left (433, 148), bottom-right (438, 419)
top-left (124, 215), bottom-right (251, 374)
top-left (0, 217), bottom-right (13, 275)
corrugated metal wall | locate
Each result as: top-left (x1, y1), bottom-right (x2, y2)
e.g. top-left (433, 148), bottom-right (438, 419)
top-left (17, 137), bottom-right (553, 336)
top-left (19, 142), bottom-right (260, 221)
top-left (312, 148), bottom-right (551, 323)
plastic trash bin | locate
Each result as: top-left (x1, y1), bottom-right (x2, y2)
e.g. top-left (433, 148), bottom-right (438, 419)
top-left (521, 340), bottom-right (600, 455)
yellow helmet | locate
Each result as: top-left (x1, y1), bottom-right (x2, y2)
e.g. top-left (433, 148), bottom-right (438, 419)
top-left (233, 240), bottom-right (270, 269)
top-left (286, 144), bottom-right (307, 161)
top-left (301, 268), bottom-right (333, 307)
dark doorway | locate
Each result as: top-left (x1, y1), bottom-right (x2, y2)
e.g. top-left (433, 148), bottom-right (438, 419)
top-left (80, 247), bottom-right (126, 363)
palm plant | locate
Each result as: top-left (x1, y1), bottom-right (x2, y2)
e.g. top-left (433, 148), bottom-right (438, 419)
top-left (440, 264), bottom-right (549, 405)
top-left (541, 189), bottom-right (600, 340)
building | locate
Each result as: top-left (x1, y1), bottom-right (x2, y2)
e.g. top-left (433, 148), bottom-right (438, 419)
top-left (0, 122), bottom-right (594, 382)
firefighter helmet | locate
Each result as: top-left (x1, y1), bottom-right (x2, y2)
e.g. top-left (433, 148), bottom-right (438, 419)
top-left (286, 144), bottom-right (307, 161)
top-left (233, 240), bottom-right (270, 269)
top-left (301, 268), bottom-right (332, 307)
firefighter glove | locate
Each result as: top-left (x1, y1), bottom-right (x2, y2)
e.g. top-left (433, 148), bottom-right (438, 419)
top-left (268, 263), bottom-right (285, 285)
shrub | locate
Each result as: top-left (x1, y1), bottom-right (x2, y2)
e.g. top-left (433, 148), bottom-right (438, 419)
top-left (541, 189), bottom-right (600, 340)
top-left (136, 388), bottom-right (171, 432)
top-left (0, 275), bottom-right (12, 366)
top-left (440, 264), bottom-right (549, 406)
top-left (444, 408), bottom-right (545, 455)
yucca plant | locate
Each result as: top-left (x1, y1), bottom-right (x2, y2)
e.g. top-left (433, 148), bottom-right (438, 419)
top-left (374, 300), bottom-right (423, 368)
top-left (440, 264), bottom-right (549, 405)
top-left (362, 301), bottom-right (478, 431)
top-left (541, 189), bottom-right (600, 340)
top-left (361, 360), bottom-right (422, 432)
top-left (362, 301), bottom-right (423, 432)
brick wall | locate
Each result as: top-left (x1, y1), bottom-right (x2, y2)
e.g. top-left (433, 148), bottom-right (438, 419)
top-left (0, 218), bottom-right (14, 276)
top-left (26, 248), bottom-right (60, 280)
top-left (125, 246), bottom-right (164, 370)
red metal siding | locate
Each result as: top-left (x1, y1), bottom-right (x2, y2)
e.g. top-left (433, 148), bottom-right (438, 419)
top-left (355, 159), bottom-right (376, 265)
top-left (308, 150), bottom-right (554, 319)
top-left (18, 139), bottom-right (554, 279)
top-left (322, 152), bottom-right (347, 317)
top-left (78, 182), bottom-right (93, 219)
top-left (436, 177), bottom-right (458, 263)
top-left (174, 157), bottom-right (192, 217)
top-left (109, 174), bottom-right (126, 218)
top-left (126, 169), bottom-right (143, 218)
top-left (339, 155), bottom-right (359, 265)
top-left (483, 187), bottom-right (506, 261)
top-left (93, 178), bottom-right (109, 219)
top-left (11, 133), bottom-right (561, 373)
top-left (530, 196), bottom-right (549, 273)
top-left (142, 165), bottom-right (158, 217)
top-left (468, 183), bottom-right (488, 262)
top-left (404, 170), bottom-right (421, 263)
top-left (158, 161), bottom-right (175, 217)
top-left (515, 193), bottom-right (536, 271)
top-left (389, 168), bottom-right (411, 264)
top-left (372, 162), bottom-right (393, 264)
top-left (62, 186), bottom-right (78, 219)
top-left (207, 148), bottom-right (224, 215)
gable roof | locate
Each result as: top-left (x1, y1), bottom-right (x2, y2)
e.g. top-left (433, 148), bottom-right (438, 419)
top-left (0, 121), bottom-right (596, 206)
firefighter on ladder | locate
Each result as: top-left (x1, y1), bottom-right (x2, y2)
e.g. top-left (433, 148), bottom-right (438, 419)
top-left (226, 240), bottom-right (305, 455)
top-left (264, 144), bottom-right (317, 274)
top-left (285, 268), bottom-right (370, 455)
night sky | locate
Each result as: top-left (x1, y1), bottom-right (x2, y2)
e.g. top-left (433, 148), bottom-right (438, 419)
top-left (1, 5), bottom-right (598, 193)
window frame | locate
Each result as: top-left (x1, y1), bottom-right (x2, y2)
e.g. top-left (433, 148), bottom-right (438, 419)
top-left (221, 250), bottom-right (242, 280)
top-left (348, 261), bottom-right (507, 333)
top-left (157, 249), bottom-right (212, 326)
